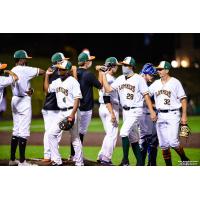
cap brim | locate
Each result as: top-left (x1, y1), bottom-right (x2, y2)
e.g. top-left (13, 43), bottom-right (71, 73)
top-left (155, 66), bottom-right (164, 69)
top-left (26, 56), bottom-right (32, 59)
top-left (119, 61), bottom-right (132, 66)
top-left (64, 57), bottom-right (70, 60)
top-left (88, 56), bottom-right (95, 61)
top-left (0, 63), bottom-right (8, 70)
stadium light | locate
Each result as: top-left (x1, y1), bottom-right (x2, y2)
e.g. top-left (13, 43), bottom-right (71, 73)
top-left (171, 60), bottom-right (179, 68)
top-left (181, 59), bottom-right (189, 68)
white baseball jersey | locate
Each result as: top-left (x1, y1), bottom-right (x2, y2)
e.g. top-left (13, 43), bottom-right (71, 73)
top-left (111, 73), bottom-right (149, 107)
top-left (149, 77), bottom-right (186, 110)
top-left (0, 76), bottom-right (15, 104)
top-left (48, 76), bottom-right (82, 109)
top-left (99, 73), bottom-right (119, 105)
top-left (11, 65), bottom-right (39, 96)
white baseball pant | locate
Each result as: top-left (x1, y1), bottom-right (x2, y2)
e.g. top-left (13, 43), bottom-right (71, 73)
top-left (98, 103), bottom-right (119, 162)
top-left (42, 109), bottom-right (62, 160)
top-left (11, 96), bottom-right (32, 139)
top-left (120, 108), bottom-right (143, 143)
top-left (79, 110), bottom-right (92, 135)
top-left (156, 110), bottom-right (180, 150)
top-left (47, 110), bottom-right (83, 166)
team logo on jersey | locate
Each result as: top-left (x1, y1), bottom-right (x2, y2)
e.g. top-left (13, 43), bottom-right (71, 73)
top-left (56, 87), bottom-right (68, 96)
top-left (155, 90), bottom-right (171, 98)
top-left (119, 84), bottom-right (135, 92)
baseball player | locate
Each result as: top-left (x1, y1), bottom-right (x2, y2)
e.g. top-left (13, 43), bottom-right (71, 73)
top-left (69, 49), bottom-right (102, 160)
top-left (44, 60), bottom-right (84, 166)
top-left (101, 57), bottom-right (157, 166)
top-left (139, 63), bottom-right (159, 166)
top-left (96, 57), bottom-right (120, 165)
top-left (0, 62), bottom-right (18, 105)
top-left (41, 52), bottom-right (69, 163)
top-left (149, 61), bottom-right (189, 166)
top-left (9, 50), bottom-right (45, 166)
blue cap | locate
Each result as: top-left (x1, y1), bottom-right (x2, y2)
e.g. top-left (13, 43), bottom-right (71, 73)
top-left (140, 63), bottom-right (157, 75)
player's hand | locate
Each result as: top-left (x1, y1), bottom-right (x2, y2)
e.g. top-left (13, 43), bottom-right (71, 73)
top-left (46, 67), bottom-right (53, 75)
top-left (4, 70), bottom-right (14, 75)
top-left (95, 65), bottom-right (102, 71)
top-left (68, 113), bottom-right (75, 122)
top-left (111, 113), bottom-right (118, 127)
top-left (96, 65), bottom-right (107, 72)
top-left (150, 111), bottom-right (157, 122)
top-left (26, 88), bottom-right (34, 96)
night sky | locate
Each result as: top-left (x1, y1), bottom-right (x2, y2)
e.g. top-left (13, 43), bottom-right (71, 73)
top-left (0, 33), bottom-right (176, 64)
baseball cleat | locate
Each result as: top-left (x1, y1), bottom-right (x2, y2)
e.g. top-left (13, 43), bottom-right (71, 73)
top-left (18, 161), bottom-right (37, 166)
top-left (119, 159), bottom-right (130, 166)
top-left (51, 162), bottom-right (63, 166)
top-left (9, 160), bottom-right (20, 166)
top-left (100, 160), bottom-right (113, 166)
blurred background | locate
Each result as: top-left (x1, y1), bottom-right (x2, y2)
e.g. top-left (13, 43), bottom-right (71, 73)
top-left (0, 33), bottom-right (200, 118)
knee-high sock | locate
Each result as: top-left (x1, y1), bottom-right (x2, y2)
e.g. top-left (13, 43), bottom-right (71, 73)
top-left (70, 142), bottom-right (75, 157)
top-left (148, 146), bottom-right (158, 166)
top-left (173, 145), bottom-right (189, 161)
top-left (162, 148), bottom-right (172, 166)
top-left (10, 136), bottom-right (19, 161)
top-left (18, 137), bottom-right (27, 163)
top-left (121, 137), bottom-right (130, 162)
top-left (131, 142), bottom-right (143, 166)
top-left (79, 133), bottom-right (84, 144)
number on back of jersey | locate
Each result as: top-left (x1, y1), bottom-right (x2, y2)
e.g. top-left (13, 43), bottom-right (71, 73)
top-left (126, 93), bottom-right (134, 100)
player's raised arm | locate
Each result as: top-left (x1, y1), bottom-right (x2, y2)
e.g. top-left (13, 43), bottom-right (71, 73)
top-left (38, 68), bottom-right (45, 75)
top-left (4, 70), bottom-right (18, 82)
top-left (102, 72), bottom-right (113, 93)
top-left (44, 68), bottom-right (53, 94)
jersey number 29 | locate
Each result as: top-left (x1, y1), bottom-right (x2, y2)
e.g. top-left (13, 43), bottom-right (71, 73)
top-left (126, 93), bottom-right (134, 100)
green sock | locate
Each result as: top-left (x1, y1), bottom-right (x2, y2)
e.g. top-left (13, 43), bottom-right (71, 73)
top-left (122, 137), bottom-right (130, 161)
top-left (131, 142), bottom-right (143, 166)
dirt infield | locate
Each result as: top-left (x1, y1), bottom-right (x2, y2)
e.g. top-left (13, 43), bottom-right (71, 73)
top-left (0, 131), bottom-right (200, 148)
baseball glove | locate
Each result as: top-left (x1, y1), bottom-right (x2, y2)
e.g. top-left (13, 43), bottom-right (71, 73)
top-left (179, 124), bottom-right (191, 138)
top-left (59, 117), bottom-right (75, 131)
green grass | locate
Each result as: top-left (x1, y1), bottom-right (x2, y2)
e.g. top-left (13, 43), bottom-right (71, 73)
top-left (0, 116), bottom-right (200, 133)
top-left (0, 145), bottom-right (199, 166)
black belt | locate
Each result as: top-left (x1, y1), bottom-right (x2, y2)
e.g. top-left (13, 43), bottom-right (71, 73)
top-left (14, 95), bottom-right (25, 98)
top-left (158, 108), bottom-right (180, 113)
top-left (123, 106), bottom-right (139, 111)
top-left (60, 107), bottom-right (73, 111)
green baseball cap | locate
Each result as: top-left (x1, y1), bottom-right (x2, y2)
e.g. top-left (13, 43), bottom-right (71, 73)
top-left (56, 60), bottom-right (72, 70)
top-left (120, 56), bottom-right (136, 67)
top-left (14, 50), bottom-right (32, 59)
top-left (78, 52), bottom-right (95, 63)
top-left (156, 61), bottom-right (171, 70)
top-left (51, 52), bottom-right (69, 63)
top-left (105, 57), bottom-right (121, 65)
